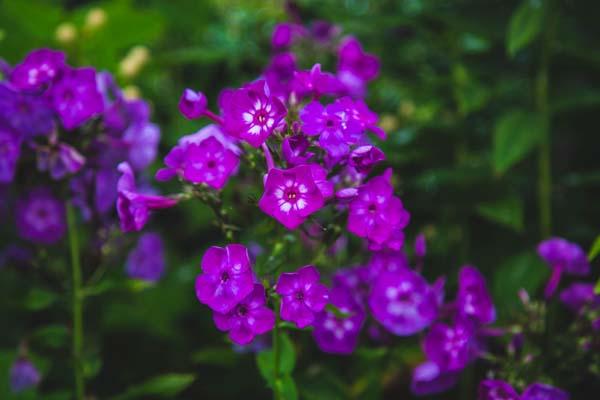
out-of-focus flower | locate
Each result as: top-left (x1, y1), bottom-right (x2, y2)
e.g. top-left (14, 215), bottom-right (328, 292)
top-left (119, 46), bottom-right (150, 79)
top-left (0, 125), bottom-right (21, 183)
top-left (414, 233), bottom-right (427, 258)
top-left (84, 7), bottom-right (107, 32)
top-left (178, 89), bottom-right (207, 119)
top-left (10, 358), bottom-right (41, 393)
top-left (271, 23), bottom-right (304, 49)
top-left (337, 36), bottom-right (380, 97)
top-left (559, 283), bottom-right (600, 312)
top-left (292, 64), bottom-right (342, 99)
top-left (55, 23), bottom-right (77, 45)
top-left (410, 361), bottom-right (458, 396)
top-left (0, 83), bottom-right (54, 138)
top-left (457, 266), bottom-right (496, 325)
top-left (521, 383), bottom-right (569, 400)
top-left (16, 187), bottom-right (66, 245)
top-left (36, 143), bottom-right (85, 180)
top-left (537, 237), bottom-right (590, 298)
top-left (126, 232), bottom-right (165, 282)
top-left (10, 48), bottom-right (65, 91)
top-left (478, 379), bottom-right (520, 400)
top-left (423, 320), bottom-right (476, 372)
top-left (263, 52), bottom-right (297, 99)
top-left (332, 265), bottom-right (373, 307)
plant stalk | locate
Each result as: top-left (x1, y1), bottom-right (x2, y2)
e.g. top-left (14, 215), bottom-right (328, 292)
top-left (273, 297), bottom-right (281, 400)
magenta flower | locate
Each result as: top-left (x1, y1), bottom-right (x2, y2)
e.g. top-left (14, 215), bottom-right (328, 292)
top-left (348, 145), bottom-right (384, 173)
top-left (213, 283), bottom-right (275, 345)
top-left (276, 265), bottom-right (329, 328)
top-left (312, 286), bottom-right (365, 354)
top-left (537, 237), bottom-right (590, 298)
top-left (10, 358), bottom-right (41, 393)
top-left (282, 134), bottom-right (314, 166)
top-left (457, 265), bottom-right (496, 325)
top-left (337, 36), bottom-right (380, 97)
top-left (369, 267), bottom-right (438, 336)
top-left (0, 83), bottom-right (54, 138)
top-left (49, 67), bottom-right (104, 130)
top-left (559, 283), bottom-right (600, 313)
top-left (522, 383), bottom-right (569, 400)
top-left (126, 232), bottom-right (165, 282)
top-left (0, 126), bottom-right (21, 183)
top-left (222, 80), bottom-right (286, 147)
top-left (263, 52), bottom-right (297, 99)
top-left (423, 320), bottom-right (476, 372)
top-left (347, 170), bottom-right (410, 247)
top-left (181, 136), bottom-right (239, 189)
top-left (116, 162), bottom-right (177, 232)
top-left (368, 250), bottom-right (410, 275)
top-left (10, 48), bottom-right (65, 91)
top-left (410, 361), bottom-right (458, 396)
top-left (179, 88), bottom-right (207, 119)
top-left (259, 164), bottom-right (333, 229)
top-left (16, 187), bottom-right (66, 245)
top-left (333, 265), bottom-right (373, 307)
top-left (292, 64), bottom-right (342, 99)
top-left (195, 244), bottom-right (255, 314)
top-left (414, 233), bottom-right (427, 258)
top-left (271, 23), bottom-right (304, 49)
top-left (478, 380), bottom-right (520, 400)
top-left (36, 143), bottom-right (85, 180)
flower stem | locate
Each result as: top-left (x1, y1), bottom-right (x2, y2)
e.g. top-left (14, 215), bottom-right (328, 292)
top-left (67, 203), bottom-right (84, 400)
top-left (272, 297), bottom-right (281, 400)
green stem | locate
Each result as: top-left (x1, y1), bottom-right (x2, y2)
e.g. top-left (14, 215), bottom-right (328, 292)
top-left (273, 297), bottom-right (281, 400)
top-left (536, 0), bottom-right (557, 239)
top-left (67, 203), bottom-right (85, 400)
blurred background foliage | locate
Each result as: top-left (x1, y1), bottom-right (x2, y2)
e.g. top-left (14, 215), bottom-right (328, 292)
top-left (1, 0), bottom-right (599, 398)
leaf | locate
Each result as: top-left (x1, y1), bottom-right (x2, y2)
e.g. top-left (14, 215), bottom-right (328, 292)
top-left (24, 288), bottom-right (58, 311)
top-left (31, 325), bottom-right (69, 349)
top-left (588, 235), bottom-right (600, 261)
top-left (476, 196), bottom-right (524, 232)
top-left (594, 279), bottom-right (600, 296)
top-left (506, 0), bottom-right (544, 57)
top-left (493, 110), bottom-right (544, 174)
top-left (191, 347), bottom-right (237, 367)
top-left (111, 373), bottom-right (195, 400)
top-left (493, 252), bottom-right (549, 320)
top-left (256, 332), bottom-right (296, 386)
top-left (275, 375), bottom-right (298, 400)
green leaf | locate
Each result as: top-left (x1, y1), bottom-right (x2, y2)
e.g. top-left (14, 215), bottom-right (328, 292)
top-left (506, 0), bottom-right (544, 57)
top-left (191, 347), bottom-right (237, 367)
top-left (476, 196), bottom-right (524, 232)
top-left (594, 279), bottom-right (600, 296)
top-left (493, 252), bottom-right (549, 320)
top-left (276, 375), bottom-right (298, 400)
top-left (588, 235), bottom-right (600, 261)
top-left (24, 288), bottom-right (58, 311)
top-left (256, 333), bottom-right (296, 386)
top-left (31, 325), bottom-right (69, 348)
top-left (493, 110), bottom-right (544, 174)
top-left (111, 373), bottom-right (195, 400)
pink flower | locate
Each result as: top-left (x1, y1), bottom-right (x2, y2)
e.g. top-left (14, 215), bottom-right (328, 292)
top-left (181, 136), bottom-right (239, 189)
top-left (276, 265), bottom-right (329, 328)
top-left (259, 164), bottom-right (333, 229)
top-left (178, 89), bottom-right (207, 119)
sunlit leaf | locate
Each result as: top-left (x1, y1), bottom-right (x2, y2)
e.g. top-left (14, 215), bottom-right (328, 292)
top-left (507, 0), bottom-right (543, 57)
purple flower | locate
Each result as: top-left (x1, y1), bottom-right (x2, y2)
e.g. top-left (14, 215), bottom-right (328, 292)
top-left (195, 244), bottom-right (255, 314)
top-left (369, 267), bottom-right (438, 336)
top-left (423, 320), bottom-right (476, 371)
top-left (282, 134), bottom-right (314, 166)
top-left (36, 143), bottom-right (85, 180)
top-left (0, 126), bottom-right (21, 183)
top-left (0, 83), bottom-right (54, 138)
top-left (368, 250), bottom-right (410, 275)
top-left (10, 358), bottom-right (41, 393)
top-left (276, 265), bottom-right (329, 328)
top-left (179, 89), bottom-right (207, 119)
top-left (10, 48), bottom-right (65, 91)
top-left (310, 20), bottom-right (340, 43)
top-left (222, 80), bottom-right (286, 148)
top-left (537, 237), bottom-right (590, 298)
top-left (312, 286), bottom-right (365, 354)
top-left (213, 283), bottom-right (275, 345)
top-left (559, 283), bottom-right (600, 313)
top-left (414, 233), bottom-right (427, 258)
top-left (347, 170), bottom-right (410, 247)
top-left (95, 167), bottom-right (119, 215)
top-left (49, 67), bottom-right (104, 130)
top-left (410, 361), bottom-right (458, 396)
top-left (271, 23), bottom-right (303, 49)
top-left (292, 64), bottom-right (342, 99)
top-left (124, 122), bottom-right (160, 171)
top-left (333, 265), bottom-right (373, 307)
top-left (181, 136), bottom-right (239, 189)
top-left (116, 162), bottom-right (177, 232)
top-left (259, 164), bottom-right (333, 229)
top-left (337, 37), bottom-right (380, 97)
top-left (348, 145), bottom-right (384, 173)
top-left (521, 383), bottom-right (569, 400)
top-left (478, 380), bottom-right (520, 400)
top-left (457, 265), bottom-right (496, 325)
top-left (16, 187), bottom-right (66, 245)
top-left (126, 232), bottom-right (165, 282)
top-left (264, 52), bottom-right (297, 99)
top-left (179, 124), bottom-right (241, 155)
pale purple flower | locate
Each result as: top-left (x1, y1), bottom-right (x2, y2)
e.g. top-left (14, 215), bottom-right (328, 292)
top-left (414, 233), bottom-right (427, 258)
top-left (195, 244), bottom-right (255, 314)
top-left (337, 37), bottom-right (380, 97)
top-left (348, 145), bottom-right (384, 173)
top-left (292, 64), bottom-right (342, 99)
top-left (181, 136), bottom-right (239, 189)
top-left (522, 383), bottom-right (569, 400)
top-left (310, 20), bottom-right (340, 43)
top-left (478, 380), bottom-right (520, 400)
top-left (222, 80), bottom-right (286, 147)
top-left (368, 250), bottom-right (410, 276)
top-left (559, 283), bottom-right (600, 313)
top-left (95, 167), bottom-right (119, 215)
top-left (369, 267), bottom-right (438, 336)
top-left (423, 320), bottom-right (476, 371)
top-left (10, 358), bottom-right (41, 393)
top-left (0, 126), bottom-right (21, 183)
top-left (332, 265), bottom-right (372, 307)
top-left (116, 162), bottom-right (177, 232)
top-left (333, 96), bottom-right (386, 140)
top-left (16, 187), bottom-right (66, 245)
top-left (0, 83), bottom-right (54, 138)
top-left (126, 232), bottom-right (165, 282)
top-left (537, 237), bottom-right (590, 298)
top-left (312, 286), bottom-right (365, 354)
top-left (10, 48), bottom-right (65, 91)
top-left (457, 265), bottom-right (496, 325)
top-left (410, 361), bottom-right (458, 396)
top-left (179, 89), bottom-right (207, 119)
top-left (367, 226), bottom-right (407, 252)
top-left (259, 164), bottom-right (333, 230)
top-left (347, 170), bottom-right (410, 246)
top-left (179, 124), bottom-right (241, 155)
top-left (271, 23), bottom-right (303, 49)
top-left (276, 265), bottom-right (329, 328)
top-left (124, 122), bottom-right (160, 171)
top-left (263, 52), bottom-right (297, 99)
top-left (282, 134), bottom-right (314, 166)
top-left (213, 283), bottom-right (275, 345)
top-left (36, 143), bottom-right (85, 180)
top-left (49, 67), bottom-right (104, 130)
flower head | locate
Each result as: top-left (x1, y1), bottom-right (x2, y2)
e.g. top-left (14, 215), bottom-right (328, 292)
top-left (292, 64), bottom-right (342, 99)
top-left (478, 380), bottom-right (520, 400)
top-left (271, 23), bottom-right (303, 49)
top-left (195, 244), bottom-right (255, 314)
top-left (10, 48), bottom-right (65, 91)
top-left (348, 145), bottom-right (384, 173)
top-left (333, 265), bottom-right (373, 307)
top-left (181, 136), bottom-right (239, 189)
top-left (36, 143), bottom-right (85, 180)
top-left (0, 126), bottom-right (21, 183)
top-left (16, 187), bottom-right (66, 245)
top-left (213, 283), bottom-right (275, 345)
top-left (282, 134), bottom-right (314, 166)
top-left (457, 266), bottom-right (496, 325)
top-left (312, 286), bottom-right (365, 354)
top-left (179, 89), bottom-right (207, 119)
top-left (259, 164), bottom-right (333, 229)
top-left (276, 265), bottom-right (329, 328)
top-left (521, 383), bottom-right (569, 400)
top-left (410, 361), bottom-right (458, 396)
top-left (0, 83), bottom-right (54, 138)
top-left (537, 237), bottom-right (590, 298)
top-left (222, 80), bottom-right (286, 147)
top-left (263, 52), bottom-right (297, 99)
top-left (559, 283), bottom-right (600, 313)
top-left (337, 37), bottom-right (380, 97)
top-left (10, 358), bottom-right (41, 393)
top-left (126, 232), bottom-right (165, 282)
top-left (423, 320), bottom-right (476, 372)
